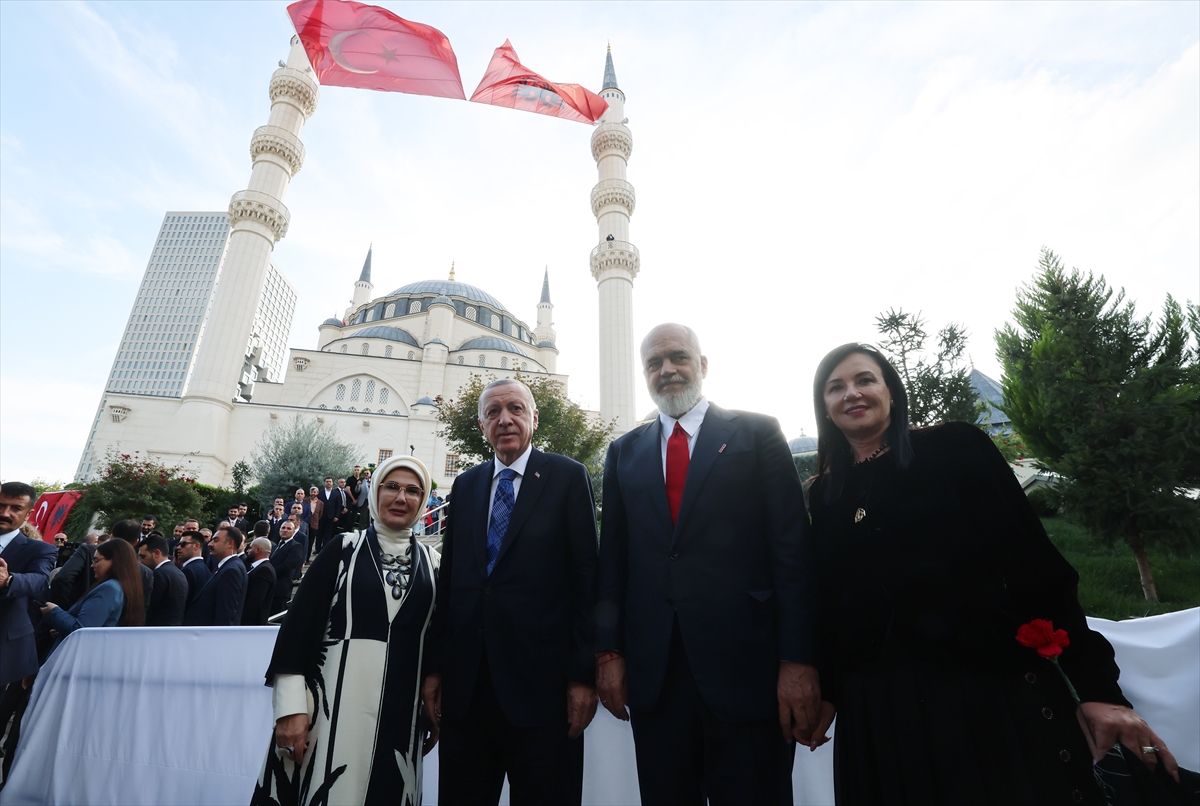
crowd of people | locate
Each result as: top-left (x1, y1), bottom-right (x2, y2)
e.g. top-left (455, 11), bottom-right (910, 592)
top-left (2, 319), bottom-right (1195, 806)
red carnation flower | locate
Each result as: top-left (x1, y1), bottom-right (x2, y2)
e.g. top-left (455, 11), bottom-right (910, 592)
top-left (1016, 618), bottom-right (1070, 658)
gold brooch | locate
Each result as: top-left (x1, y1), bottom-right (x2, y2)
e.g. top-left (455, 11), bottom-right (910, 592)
top-left (854, 508), bottom-right (866, 523)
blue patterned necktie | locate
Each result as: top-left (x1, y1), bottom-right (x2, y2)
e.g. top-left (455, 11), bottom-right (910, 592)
top-left (486, 468), bottom-right (518, 575)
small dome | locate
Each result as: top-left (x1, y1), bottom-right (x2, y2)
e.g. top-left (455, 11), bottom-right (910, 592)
top-left (427, 337), bottom-right (447, 346)
top-left (388, 280), bottom-right (508, 312)
top-left (321, 317), bottom-right (343, 327)
top-left (430, 295), bottom-right (454, 306)
top-left (349, 325), bottom-right (420, 347)
top-left (537, 339), bottom-right (557, 348)
top-left (414, 396), bottom-right (438, 407)
top-left (457, 336), bottom-right (528, 357)
top-left (789, 434), bottom-right (818, 454)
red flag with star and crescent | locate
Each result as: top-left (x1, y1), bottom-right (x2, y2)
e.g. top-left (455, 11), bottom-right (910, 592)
top-left (29, 491), bottom-right (84, 543)
top-left (470, 40), bottom-right (608, 125)
top-left (286, 0), bottom-right (465, 99)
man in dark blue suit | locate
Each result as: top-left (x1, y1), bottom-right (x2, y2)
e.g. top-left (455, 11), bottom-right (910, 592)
top-left (183, 526), bottom-right (246, 626)
top-left (596, 324), bottom-right (821, 806)
top-left (0, 482), bottom-right (56, 689)
top-left (268, 520), bottom-right (305, 616)
top-left (138, 535), bottom-right (188, 626)
top-left (423, 379), bottom-right (599, 806)
top-left (176, 531), bottom-right (212, 609)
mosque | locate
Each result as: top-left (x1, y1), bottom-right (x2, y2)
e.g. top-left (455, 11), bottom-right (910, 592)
top-left (74, 37), bottom-right (639, 490)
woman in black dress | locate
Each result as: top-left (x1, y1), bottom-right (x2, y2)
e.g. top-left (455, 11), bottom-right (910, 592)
top-left (252, 455), bottom-right (439, 806)
top-left (805, 342), bottom-right (1181, 805)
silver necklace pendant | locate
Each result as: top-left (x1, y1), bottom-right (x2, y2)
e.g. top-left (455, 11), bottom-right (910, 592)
top-left (391, 584), bottom-right (403, 600)
top-left (854, 507), bottom-right (866, 523)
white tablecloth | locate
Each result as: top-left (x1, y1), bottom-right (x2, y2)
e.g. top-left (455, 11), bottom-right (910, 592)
top-left (2, 610), bottom-right (1197, 805)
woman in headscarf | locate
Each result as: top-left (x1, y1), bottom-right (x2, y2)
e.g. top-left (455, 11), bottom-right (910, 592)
top-left (252, 456), bottom-right (439, 806)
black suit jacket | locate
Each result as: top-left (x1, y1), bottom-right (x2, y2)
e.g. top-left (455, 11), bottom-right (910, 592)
top-left (596, 404), bottom-right (816, 722)
top-left (428, 448), bottom-right (598, 727)
top-left (183, 556), bottom-right (246, 626)
top-left (317, 489), bottom-right (344, 525)
top-left (269, 538), bottom-right (305, 595)
top-left (146, 560), bottom-right (188, 626)
top-left (0, 534), bottom-right (56, 686)
top-left (241, 562), bottom-right (276, 625)
top-left (180, 558), bottom-right (212, 608)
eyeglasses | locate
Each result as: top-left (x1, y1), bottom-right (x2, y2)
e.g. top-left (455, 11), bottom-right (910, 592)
top-left (380, 481), bottom-right (425, 500)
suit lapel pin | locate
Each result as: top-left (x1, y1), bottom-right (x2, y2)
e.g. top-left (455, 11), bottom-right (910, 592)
top-left (719, 443), bottom-right (727, 453)
top-left (534, 471), bottom-right (541, 478)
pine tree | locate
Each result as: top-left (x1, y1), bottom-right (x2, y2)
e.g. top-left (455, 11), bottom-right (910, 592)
top-left (250, 415), bottom-right (363, 510)
top-left (875, 308), bottom-right (979, 427)
top-left (996, 248), bottom-right (1200, 602)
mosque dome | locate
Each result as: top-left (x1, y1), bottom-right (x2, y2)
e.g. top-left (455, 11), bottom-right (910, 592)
top-left (321, 317), bottom-right (343, 327)
top-left (458, 337), bottom-right (528, 357)
top-left (414, 396), bottom-right (438, 407)
top-left (387, 280), bottom-right (508, 312)
top-left (789, 434), bottom-right (818, 454)
top-left (430, 294), bottom-right (454, 306)
top-left (537, 339), bottom-right (557, 348)
top-left (352, 325), bottom-right (421, 347)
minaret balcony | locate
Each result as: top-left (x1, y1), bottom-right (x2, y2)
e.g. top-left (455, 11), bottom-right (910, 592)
top-left (591, 179), bottom-right (636, 217)
top-left (250, 125), bottom-right (306, 177)
top-left (591, 122), bottom-right (633, 162)
top-left (590, 239), bottom-right (640, 281)
top-left (229, 189), bottom-right (291, 242)
top-left (269, 66), bottom-right (320, 118)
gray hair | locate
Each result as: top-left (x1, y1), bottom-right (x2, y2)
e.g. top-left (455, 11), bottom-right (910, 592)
top-left (640, 323), bottom-right (702, 359)
top-left (250, 537), bottom-right (273, 556)
top-left (477, 378), bottom-right (536, 419)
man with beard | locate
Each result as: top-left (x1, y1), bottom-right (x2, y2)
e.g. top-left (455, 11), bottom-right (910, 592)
top-left (0, 482), bottom-right (56, 689)
top-left (594, 323), bottom-right (821, 806)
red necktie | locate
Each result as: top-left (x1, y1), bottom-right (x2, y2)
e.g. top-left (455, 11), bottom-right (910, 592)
top-left (665, 422), bottom-right (690, 525)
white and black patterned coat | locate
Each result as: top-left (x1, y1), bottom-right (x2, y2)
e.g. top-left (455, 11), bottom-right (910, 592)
top-left (252, 527), bottom-right (438, 806)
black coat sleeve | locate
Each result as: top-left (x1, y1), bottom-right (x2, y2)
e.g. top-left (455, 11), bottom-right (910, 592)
top-left (565, 461), bottom-right (600, 684)
top-left (264, 536), bottom-right (344, 683)
top-left (595, 438), bottom-right (628, 654)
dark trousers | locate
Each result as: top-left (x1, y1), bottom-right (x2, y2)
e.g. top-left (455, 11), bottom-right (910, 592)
top-left (314, 520), bottom-right (335, 556)
top-left (438, 653), bottom-right (584, 806)
top-left (630, 620), bottom-right (796, 806)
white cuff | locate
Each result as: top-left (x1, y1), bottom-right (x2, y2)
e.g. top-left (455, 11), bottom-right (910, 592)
top-left (272, 674), bottom-right (311, 723)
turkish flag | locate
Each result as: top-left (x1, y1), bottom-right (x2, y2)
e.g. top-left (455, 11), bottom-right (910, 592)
top-left (29, 491), bottom-right (84, 543)
top-left (470, 41), bottom-right (608, 125)
top-left (287, 0), bottom-right (465, 100)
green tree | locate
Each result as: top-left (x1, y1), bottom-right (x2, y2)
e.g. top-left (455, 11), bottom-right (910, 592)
top-left (436, 372), bottom-right (615, 469)
top-left (875, 308), bottom-right (980, 426)
top-left (250, 414), bottom-right (363, 512)
top-left (64, 451), bottom-right (204, 539)
top-left (230, 461), bottom-right (252, 497)
top-left (30, 478), bottom-right (66, 495)
top-left (996, 248), bottom-right (1200, 602)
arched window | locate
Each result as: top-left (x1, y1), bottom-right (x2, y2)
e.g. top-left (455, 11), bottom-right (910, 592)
top-left (318, 403), bottom-right (327, 409)
top-left (384, 345), bottom-right (393, 358)
top-left (385, 303), bottom-right (395, 318)
top-left (334, 405), bottom-right (342, 411)
top-left (366, 309), bottom-right (376, 322)
top-left (478, 355), bottom-right (486, 366)
top-left (391, 410), bottom-right (400, 416)
top-left (490, 314), bottom-right (500, 329)
top-left (365, 380), bottom-right (375, 402)
top-left (466, 307), bottom-right (477, 321)
top-left (407, 350), bottom-right (414, 359)
top-left (349, 407), bottom-right (357, 412)
top-left (409, 301), bottom-right (421, 314)
top-left (457, 356), bottom-right (465, 365)
top-left (361, 343), bottom-right (369, 355)
top-left (340, 344), bottom-right (348, 353)
top-left (335, 384), bottom-right (346, 401)
top-left (351, 379), bottom-right (361, 401)
top-left (511, 325), bottom-right (518, 338)
top-left (521, 362), bottom-right (528, 370)
top-left (501, 357), bottom-right (508, 369)
top-left (379, 388), bottom-right (389, 405)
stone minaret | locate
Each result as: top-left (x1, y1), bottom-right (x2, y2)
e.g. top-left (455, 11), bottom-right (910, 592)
top-left (347, 244), bottom-right (374, 320)
top-left (534, 267), bottom-right (558, 373)
top-left (591, 46), bottom-right (638, 434)
top-left (170, 36), bottom-right (318, 480)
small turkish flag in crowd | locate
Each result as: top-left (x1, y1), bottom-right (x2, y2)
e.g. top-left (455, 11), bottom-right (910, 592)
top-left (29, 491), bottom-right (83, 543)
top-left (470, 40), bottom-right (608, 125)
top-left (287, 0), bottom-right (465, 99)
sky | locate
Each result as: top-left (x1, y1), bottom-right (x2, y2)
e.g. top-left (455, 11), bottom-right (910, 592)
top-left (1, 1), bottom-right (1197, 484)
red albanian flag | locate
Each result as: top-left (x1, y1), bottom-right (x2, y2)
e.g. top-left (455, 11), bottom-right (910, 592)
top-left (470, 40), bottom-right (608, 124)
top-left (287, 0), bottom-right (465, 99)
top-left (29, 491), bottom-right (84, 543)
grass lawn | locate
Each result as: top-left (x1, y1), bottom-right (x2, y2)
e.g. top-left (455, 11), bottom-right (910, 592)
top-left (1042, 516), bottom-right (1200, 622)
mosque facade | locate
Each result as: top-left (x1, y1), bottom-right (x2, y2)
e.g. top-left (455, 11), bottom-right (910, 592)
top-left (74, 37), bottom-right (637, 491)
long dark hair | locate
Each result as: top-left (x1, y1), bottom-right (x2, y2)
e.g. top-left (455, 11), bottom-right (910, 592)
top-left (94, 539), bottom-right (145, 627)
top-left (813, 342), bottom-right (914, 505)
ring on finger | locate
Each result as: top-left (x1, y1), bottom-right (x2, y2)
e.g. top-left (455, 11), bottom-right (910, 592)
top-left (1140, 746), bottom-right (1160, 754)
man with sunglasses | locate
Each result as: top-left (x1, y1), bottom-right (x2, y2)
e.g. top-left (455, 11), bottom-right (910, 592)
top-left (176, 531), bottom-right (212, 610)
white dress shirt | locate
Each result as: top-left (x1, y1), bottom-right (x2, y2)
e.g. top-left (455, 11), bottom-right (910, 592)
top-left (487, 443), bottom-right (533, 531)
top-left (0, 529), bottom-right (20, 554)
top-left (217, 554), bottom-right (237, 569)
top-left (181, 556), bottom-right (204, 568)
top-left (251, 558), bottom-right (269, 570)
top-left (658, 397), bottom-right (710, 478)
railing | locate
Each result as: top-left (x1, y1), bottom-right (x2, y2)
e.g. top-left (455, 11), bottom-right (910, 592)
top-left (590, 239), bottom-right (640, 262)
top-left (416, 499), bottom-right (449, 549)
